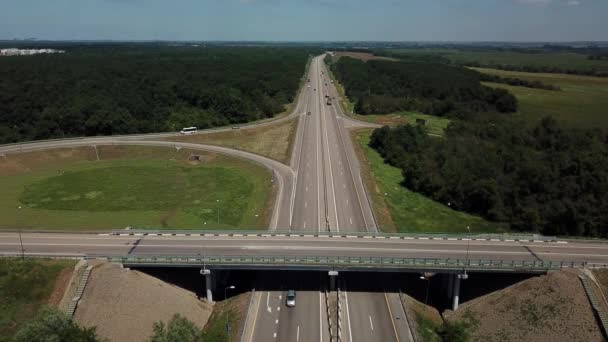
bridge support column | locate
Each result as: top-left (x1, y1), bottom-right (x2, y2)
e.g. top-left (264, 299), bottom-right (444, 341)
top-left (200, 269), bottom-right (213, 303)
top-left (452, 275), bottom-right (461, 311)
top-left (328, 271), bottom-right (339, 291)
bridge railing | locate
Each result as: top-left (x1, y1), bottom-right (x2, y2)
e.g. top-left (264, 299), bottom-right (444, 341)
top-left (2, 253), bottom-right (606, 271)
top-left (108, 255), bottom-right (598, 271)
top-left (109, 229), bottom-right (559, 242)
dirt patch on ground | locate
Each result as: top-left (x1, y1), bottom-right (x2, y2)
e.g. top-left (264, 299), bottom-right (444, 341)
top-left (447, 269), bottom-right (603, 342)
top-left (47, 267), bottom-right (74, 307)
top-left (0, 147), bottom-right (95, 176)
top-left (333, 52), bottom-right (398, 62)
top-left (75, 263), bottom-right (213, 342)
top-left (163, 118), bottom-right (298, 164)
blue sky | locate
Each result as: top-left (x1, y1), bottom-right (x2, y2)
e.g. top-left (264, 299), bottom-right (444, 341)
top-left (1, 0), bottom-right (606, 41)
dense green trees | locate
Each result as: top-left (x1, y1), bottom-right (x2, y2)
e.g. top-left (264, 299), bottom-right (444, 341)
top-left (327, 56), bottom-right (518, 117)
top-left (370, 118), bottom-right (608, 237)
top-left (479, 73), bottom-right (560, 91)
top-left (14, 307), bottom-right (103, 342)
top-left (0, 46), bottom-right (315, 143)
top-left (150, 314), bottom-right (201, 342)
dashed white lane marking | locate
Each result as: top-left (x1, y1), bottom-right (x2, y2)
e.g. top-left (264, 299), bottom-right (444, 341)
top-left (350, 218), bottom-right (353, 225)
top-left (277, 307), bottom-right (281, 311)
top-left (306, 186), bottom-right (308, 192)
top-left (275, 319), bottom-right (279, 324)
top-left (303, 221), bottom-right (307, 229)
top-left (305, 201), bottom-right (308, 208)
top-left (273, 332), bottom-right (277, 339)
top-left (369, 315), bottom-right (374, 331)
top-left (297, 325), bottom-right (300, 342)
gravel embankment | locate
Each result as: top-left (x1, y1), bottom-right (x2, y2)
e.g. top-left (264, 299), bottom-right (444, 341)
top-left (75, 262), bottom-right (213, 342)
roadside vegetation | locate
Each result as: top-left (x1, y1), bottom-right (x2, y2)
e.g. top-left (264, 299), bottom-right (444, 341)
top-left (326, 56), bottom-right (517, 118)
top-left (0, 45), bottom-right (319, 143)
top-left (475, 67), bottom-right (608, 129)
top-left (162, 118), bottom-right (298, 164)
top-left (0, 258), bottom-right (78, 341)
top-left (353, 130), bottom-right (506, 233)
top-left (149, 293), bottom-right (249, 342)
top-left (0, 146), bottom-right (274, 230)
top-left (369, 119), bottom-right (608, 237)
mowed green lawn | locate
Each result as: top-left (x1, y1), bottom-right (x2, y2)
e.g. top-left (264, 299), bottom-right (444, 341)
top-left (0, 146), bottom-right (273, 230)
top-left (354, 130), bottom-right (507, 233)
top-left (0, 258), bottom-right (75, 341)
top-left (475, 67), bottom-right (608, 129)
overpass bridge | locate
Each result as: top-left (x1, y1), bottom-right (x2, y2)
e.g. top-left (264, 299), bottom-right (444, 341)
top-left (2, 230), bottom-right (608, 310)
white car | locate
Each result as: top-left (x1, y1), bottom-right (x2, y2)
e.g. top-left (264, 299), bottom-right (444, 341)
top-left (286, 290), bottom-right (296, 307)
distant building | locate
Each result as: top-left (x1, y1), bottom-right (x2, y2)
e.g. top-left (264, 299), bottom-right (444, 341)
top-left (0, 48), bottom-right (65, 56)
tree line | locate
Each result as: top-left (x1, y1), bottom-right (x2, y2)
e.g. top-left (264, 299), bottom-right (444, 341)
top-left (463, 61), bottom-right (608, 78)
top-left (369, 118), bottom-right (608, 237)
top-left (0, 45), bottom-right (317, 143)
top-left (479, 73), bottom-right (561, 91)
top-left (326, 56), bottom-right (518, 118)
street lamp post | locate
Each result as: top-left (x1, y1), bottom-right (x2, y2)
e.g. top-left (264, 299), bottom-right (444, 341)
top-left (217, 200), bottom-right (220, 225)
top-left (420, 275), bottom-right (430, 308)
top-left (465, 226), bottom-right (471, 265)
top-left (224, 285), bottom-right (235, 300)
top-left (17, 205), bottom-right (24, 260)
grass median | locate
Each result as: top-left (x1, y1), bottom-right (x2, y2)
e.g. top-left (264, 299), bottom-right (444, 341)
top-left (353, 129), bottom-right (507, 233)
top-left (0, 146), bottom-right (274, 230)
top-left (161, 118), bottom-right (298, 164)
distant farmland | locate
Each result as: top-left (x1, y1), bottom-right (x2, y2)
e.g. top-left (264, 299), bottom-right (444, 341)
top-left (476, 67), bottom-right (608, 129)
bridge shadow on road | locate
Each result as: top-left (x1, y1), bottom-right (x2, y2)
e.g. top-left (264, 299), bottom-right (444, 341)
top-left (132, 268), bottom-right (539, 308)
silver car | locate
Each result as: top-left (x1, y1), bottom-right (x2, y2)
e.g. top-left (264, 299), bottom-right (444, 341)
top-left (286, 290), bottom-right (296, 307)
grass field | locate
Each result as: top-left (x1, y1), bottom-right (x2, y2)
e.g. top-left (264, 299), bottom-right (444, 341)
top-left (0, 258), bottom-right (76, 341)
top-left (352, 112), bottom-right (450, 135)
top-left (475, 67), bottom-right (608, 129)
top-left (385, 48), bottom-right (608, 74)
top-left (353, 129), bottom-right (507, 233)
top-left (163, 118), bottom-right (298, 164)
top-left (202, 292), bottom-right (250, 342)
top-left (0, 146), bottom-right (274, 230)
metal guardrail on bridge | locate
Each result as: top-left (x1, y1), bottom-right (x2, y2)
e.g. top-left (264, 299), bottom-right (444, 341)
top-left (109, 255), bottom-right (599, 272)
top-left (2, 253), bottom-right (606, 272)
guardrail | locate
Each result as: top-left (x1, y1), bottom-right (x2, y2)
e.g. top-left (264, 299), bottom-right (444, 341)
top-left (109, 255), bottom-right (597, 271)
top-left (2, 253), bottom-right (606, 271)
top-left (109, 229), bottom-right (559, 242)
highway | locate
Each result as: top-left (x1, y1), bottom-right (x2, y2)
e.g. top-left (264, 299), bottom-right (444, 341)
top-left (4, 54), bottom-right (606, 342)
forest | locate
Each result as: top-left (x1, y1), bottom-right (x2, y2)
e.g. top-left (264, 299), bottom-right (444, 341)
top-left (327, 56), bottom-right (518, 118)
top-left (0, 45), bottom-right (316, 143)
top-left (369, 118), bottom-right (608, 237)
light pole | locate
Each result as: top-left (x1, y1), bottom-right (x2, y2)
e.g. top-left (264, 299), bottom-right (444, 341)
top-left (420, 275), bottom-right (430, 308)
top-left (465, 226), bottom-right (471, 266)
top-left (224, 285), bottom-right (235, 300)
top-left (216, 200), bottom-right (220, 225)
top-left (17, 205), bottom-right (24, 260)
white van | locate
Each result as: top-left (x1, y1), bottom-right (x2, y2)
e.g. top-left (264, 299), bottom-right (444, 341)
top-left (180, 127), bottom-right (197, 135)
